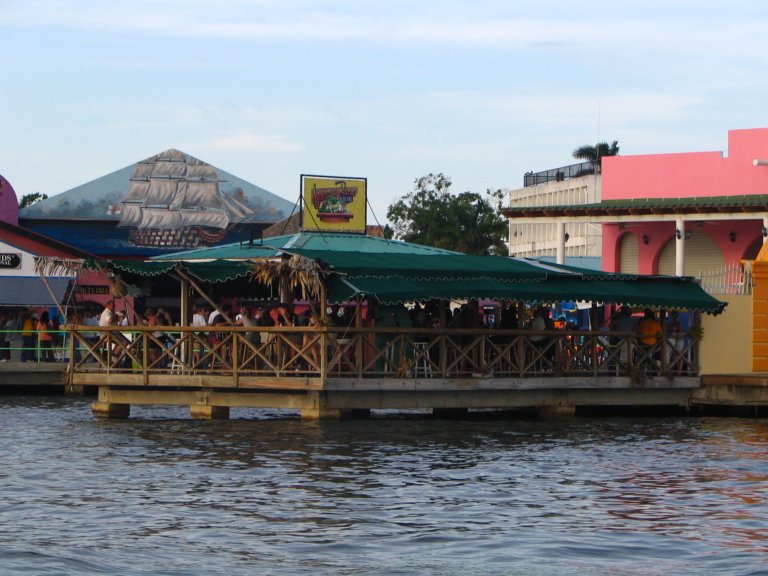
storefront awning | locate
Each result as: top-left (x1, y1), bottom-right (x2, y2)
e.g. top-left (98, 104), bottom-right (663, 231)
top-left (0, 277), bottom-right (71, 306)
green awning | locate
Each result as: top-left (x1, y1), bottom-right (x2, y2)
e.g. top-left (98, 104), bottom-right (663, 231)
top-left (103, 259), bottom-right (252, 283)
top-left (182, 261), bottom-right (254, 283)
top-left (110, 260), bottom-right (177, 276)
top-left (327, 273), bottom-right (726, 314)
top-left (126, 232), bottom-right (726, 314)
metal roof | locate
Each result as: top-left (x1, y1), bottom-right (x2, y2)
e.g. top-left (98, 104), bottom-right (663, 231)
top-left (153, 232), bottom-right (462, 261)
top-left (144, 232), bottom-right (726, 313)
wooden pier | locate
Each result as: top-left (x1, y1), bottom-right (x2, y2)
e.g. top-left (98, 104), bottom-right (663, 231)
top-left (62, 324), bottom-right (726, 419)
top-left (0, 361), bottom-right (67, 388)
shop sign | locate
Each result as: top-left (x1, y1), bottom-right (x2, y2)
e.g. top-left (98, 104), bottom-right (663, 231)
top-left (301, 174), bottom-right (367, 233)
top-left (0, 253), bottom-right (21, 269)
top-left (76, 285), bottom-right (111, 295)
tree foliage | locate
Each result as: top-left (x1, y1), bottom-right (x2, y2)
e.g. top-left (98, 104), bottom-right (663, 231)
top-left (386, 173), bottom-right (508, 255)
top-left (572, 140), bottom-right (620, 169)
top-left (18, 192), bottom-right (48, 209)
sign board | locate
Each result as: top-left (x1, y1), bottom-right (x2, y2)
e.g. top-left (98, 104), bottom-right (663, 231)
top-left (0, 253), bottom-right (21, 269)
top-left (75, 285), bottom-right (111, 295)
top-left (301, 175), bottom-right (367, 233)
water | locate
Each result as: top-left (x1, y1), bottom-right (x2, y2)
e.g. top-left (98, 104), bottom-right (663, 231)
top-left (0, 396), bottom-right (767, 575)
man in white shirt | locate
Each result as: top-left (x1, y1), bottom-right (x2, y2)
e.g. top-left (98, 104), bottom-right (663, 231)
top-left (99, 301), bottom-right (115, 326)
top-left (192, 306), bottom-right (208, 328)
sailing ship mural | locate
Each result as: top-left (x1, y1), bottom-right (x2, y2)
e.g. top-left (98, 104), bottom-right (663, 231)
top-left (17, 148), bottom-right (292, 256)
top-left (119, 149), bottom-right (260, 248)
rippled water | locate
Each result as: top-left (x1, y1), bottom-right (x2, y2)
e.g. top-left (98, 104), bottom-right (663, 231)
top-left (0, 395), bottom-right (767, 575)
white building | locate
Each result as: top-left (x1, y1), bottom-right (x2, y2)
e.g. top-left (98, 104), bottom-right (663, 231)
top-left (507, 162), bottom-right (602, 260)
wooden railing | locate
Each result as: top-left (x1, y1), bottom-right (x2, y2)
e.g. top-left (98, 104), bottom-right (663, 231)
top-left (66, 325), bottom-right (700, 384)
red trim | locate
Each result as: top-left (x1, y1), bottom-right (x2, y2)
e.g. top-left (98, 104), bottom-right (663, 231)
top-left (0, 220), bottom-right (96, 259)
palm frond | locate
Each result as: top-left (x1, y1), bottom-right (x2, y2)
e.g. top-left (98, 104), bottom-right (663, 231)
top-left (250, 255), bottom-right (324, 299)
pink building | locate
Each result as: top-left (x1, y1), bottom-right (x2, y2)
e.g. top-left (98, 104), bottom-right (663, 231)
top-left (601, 128), bottom-right (768, 276)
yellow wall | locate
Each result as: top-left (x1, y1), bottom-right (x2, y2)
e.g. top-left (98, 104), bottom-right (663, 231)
top-left (701, 295), bottom-right (752, 375)
top-left (752, 258), bottom-right (768, 371)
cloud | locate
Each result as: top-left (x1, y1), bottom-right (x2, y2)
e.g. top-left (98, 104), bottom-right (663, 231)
top-left (3, 0), bottom-right (768, 65)
top-left (207, 132), bottom-right (302, 152)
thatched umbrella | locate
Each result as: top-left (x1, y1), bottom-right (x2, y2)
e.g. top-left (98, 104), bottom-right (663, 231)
top-left (250, 254), bottom-right (325, 302)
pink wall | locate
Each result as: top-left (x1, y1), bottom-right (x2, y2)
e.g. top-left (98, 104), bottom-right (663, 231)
top-left (601, 128), bottom-right (768, 274)
top-left (602, 128), bottom-right (768, 200)
top-left (74, 269), bottom-right (135, 321)
top-left (603, 221), bottom-right (764, 274)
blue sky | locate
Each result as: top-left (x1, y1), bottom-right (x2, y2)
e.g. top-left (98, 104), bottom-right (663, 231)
top-left (2, 0), bottom-right (768, 222)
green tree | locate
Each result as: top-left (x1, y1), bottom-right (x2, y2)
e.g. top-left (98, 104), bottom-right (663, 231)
top-left (18, 192), bottom-right (48, 209)
top-left (386, 173), bottom-right (508, 255)
top-left (572, 140), bottom-right (620, 170)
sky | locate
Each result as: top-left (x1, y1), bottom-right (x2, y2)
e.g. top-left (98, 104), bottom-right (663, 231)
top-left (2, 0), bottom-right (768, 223)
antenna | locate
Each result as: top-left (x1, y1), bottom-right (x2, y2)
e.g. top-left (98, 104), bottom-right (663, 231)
top-left (596, 100), bottom-right (602, 179)
top-left (597, 100), bottom-right (601, 145)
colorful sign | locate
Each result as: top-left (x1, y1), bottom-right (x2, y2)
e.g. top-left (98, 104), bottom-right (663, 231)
top-left (301, 175), bottom-right (367, 233)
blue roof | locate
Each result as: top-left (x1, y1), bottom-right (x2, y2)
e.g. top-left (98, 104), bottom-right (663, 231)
top-left (20, 220), bottom-right (270, 258)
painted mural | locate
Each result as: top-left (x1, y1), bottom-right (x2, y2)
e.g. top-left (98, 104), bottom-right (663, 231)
top-left (19, 149), bottom-right (293, 251)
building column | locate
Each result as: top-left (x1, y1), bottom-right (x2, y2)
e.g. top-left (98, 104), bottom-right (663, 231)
top-left (675, 218), bottom-right (686, 276)
top-left (556, 221), bottom-right (566, 265)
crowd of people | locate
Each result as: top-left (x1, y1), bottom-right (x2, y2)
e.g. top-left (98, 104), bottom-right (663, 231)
top-left (0, 298), bottom-right (691, 374)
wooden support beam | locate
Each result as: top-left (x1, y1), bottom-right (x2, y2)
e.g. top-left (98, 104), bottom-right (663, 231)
top-left (91, 401), bottom-right (130, 419)
top-left (190, 405), bottom-right (230, 420)
top-left (300, 391), bottom-right (342, 420)
top-left (537, 405), bottom-right (575, 418)
top-left (175, 266), bottom-right (234, 324)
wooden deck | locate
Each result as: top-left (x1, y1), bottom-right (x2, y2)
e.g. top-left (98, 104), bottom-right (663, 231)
top-left (0, 361), bottom-right (67, 388)
top-left (0, 326), bottom-right (762, 417)
top-left (64, 325), bottom-right (711, 419)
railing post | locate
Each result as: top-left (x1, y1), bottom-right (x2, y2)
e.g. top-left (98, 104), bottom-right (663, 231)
top-left (142, 331), bottom-right (149, 385)
top-left (479, 332), bottom-right (486, 373)
top-left (592, 335), bottom-right (598, 378)
top-left (232, 332), bottom-right (239, 386)
top-left (439, 330), bottom-right (447, 377)
top-left (320, 328), bottom-right (328, 381)
top-left (68, 327), bottom-right (76, 371)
